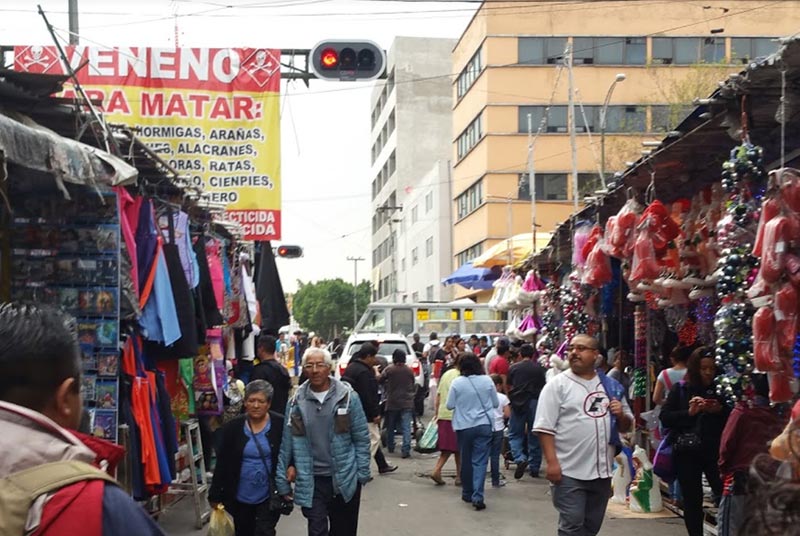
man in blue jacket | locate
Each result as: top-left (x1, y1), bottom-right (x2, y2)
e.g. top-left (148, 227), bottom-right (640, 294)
top-left (276, 347), bottom-right (371, 536)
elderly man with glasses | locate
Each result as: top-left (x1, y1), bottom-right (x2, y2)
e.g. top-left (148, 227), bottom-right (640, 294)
top-left (533, 334), bottom-right (633, 536)
top-left (276, 347), bottom-right (371, 536)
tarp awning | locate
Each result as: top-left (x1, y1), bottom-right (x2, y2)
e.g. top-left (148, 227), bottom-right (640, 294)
top-left (442, 262), bottom-right (500, 290)
top-left (0, 111), bottom-right (137, 188)
top-left (472, 232), bottom-right (552, 268)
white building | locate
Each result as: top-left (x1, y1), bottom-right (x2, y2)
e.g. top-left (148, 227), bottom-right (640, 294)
top-left (369, 36), bottom-right (455, 303)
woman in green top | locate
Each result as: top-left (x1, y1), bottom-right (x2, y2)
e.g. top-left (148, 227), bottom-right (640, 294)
top-left (430, 352), bottom-right (462, 486)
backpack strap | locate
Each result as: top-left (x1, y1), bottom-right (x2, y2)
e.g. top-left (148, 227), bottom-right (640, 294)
top-left (6, 460), bottom-right (117, 499)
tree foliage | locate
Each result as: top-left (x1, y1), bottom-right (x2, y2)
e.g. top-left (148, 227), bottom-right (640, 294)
top-left (291, 279), bottom-right (371, 339)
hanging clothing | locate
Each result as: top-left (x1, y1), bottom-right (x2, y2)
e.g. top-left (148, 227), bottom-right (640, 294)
top-left (139, 238), bottom-right (181, 346)
top-left (206, 238), bottom-right (225, 318)
top-left (147, 209), bottom-right (199, 360)
top-left (115, 187), bottom-right (141, 298)
top-left (119, 376), bottom-right (145, 500)
top-left (135, 200), bottom-right (159, 294)
top-left (158, 211), bottom-right (200, 290)
top-left (194, 233), bottom-right (224, 327)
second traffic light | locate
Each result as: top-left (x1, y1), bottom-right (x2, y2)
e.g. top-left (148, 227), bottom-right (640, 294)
top-left (275, 245), bottom-right (303, 258)
top-left (310, 40), bottom-right (386, 82)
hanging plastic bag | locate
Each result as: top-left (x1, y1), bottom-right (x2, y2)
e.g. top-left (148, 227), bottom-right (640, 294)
top-left (760, 216), bottom-right (789, 284)
top-left (416, 417), bottom-right (439, 453)
top-left (769, 370), bottom-right (795, 404)
top-left (582, 238), bottom-right (612, 288)
top-left (754, 198), bottom-right (780, 257)
top-left (630, 227), bottom-right (660, 282)
top-left (778, 168), bottom-right (800, 213)
top-left (753, 306), bottom-right (780, 372)
top-left (774, 282), bottom-right (798, 357)
top-left (208, 506), bottom-right (235, 536)
top-left (572, 222), bottom-right (593, 267)
top-left (499, 276), bottom-right (522, 311)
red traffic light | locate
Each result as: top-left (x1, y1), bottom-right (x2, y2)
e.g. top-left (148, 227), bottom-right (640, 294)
top-left (320, 48), bottom-right (338, 69)
top-left (275, 245), bottom-right (303, 258)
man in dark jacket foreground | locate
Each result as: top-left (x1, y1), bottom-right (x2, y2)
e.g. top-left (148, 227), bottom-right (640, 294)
top-left (343, 343), bottom-right (397, 474)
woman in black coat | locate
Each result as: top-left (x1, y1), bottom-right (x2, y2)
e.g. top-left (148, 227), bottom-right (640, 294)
top-left (660, 346), bottom-right (729, 536)
top-left (209, 380), bottom-right (285, 536)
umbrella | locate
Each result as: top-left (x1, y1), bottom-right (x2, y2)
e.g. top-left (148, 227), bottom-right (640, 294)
top-left (442, 262), bottom-right (500, 290)
top-left (471, 232), bottom-right (552, 268)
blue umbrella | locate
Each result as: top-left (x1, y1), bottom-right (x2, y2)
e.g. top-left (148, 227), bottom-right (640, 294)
top-left (442, 262), bottom-right (500, 290)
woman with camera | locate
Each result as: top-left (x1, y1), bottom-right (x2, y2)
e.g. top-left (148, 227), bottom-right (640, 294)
top-left (660, 346), bottom-right (729, 536)
top-left (209, 380), bottom-right (287, 536)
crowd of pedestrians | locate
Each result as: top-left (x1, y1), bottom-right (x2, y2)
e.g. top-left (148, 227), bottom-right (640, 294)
top-left (4, 301), bottom-right (800, 536)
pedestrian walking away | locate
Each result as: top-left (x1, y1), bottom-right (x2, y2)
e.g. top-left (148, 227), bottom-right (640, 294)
top-left (534, 334), bottom-right (633, 536)
top-left (447, 352), bottom-right (499, 510)
top-left (209, 380), bottom-right (285, 536)
top-left (430, 351), bottom-right (462, 486)
top-left (489, 374), bottom-right (510, 488)
top-left (250, 334), bottom-right (292, 416)
top-left (276, 348), bottom-right (372, 536)
top-left (343, 343), bottom-right (398, 475)
top-left (380, 349), bottom-right (416, 458)
top-left (507, 343), bottom-right (546, 480)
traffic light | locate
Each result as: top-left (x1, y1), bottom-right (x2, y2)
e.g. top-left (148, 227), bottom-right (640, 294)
top-left (310, 40), bottom-right (386, 82)
top-left (275, 245), bottom-right (303, 258)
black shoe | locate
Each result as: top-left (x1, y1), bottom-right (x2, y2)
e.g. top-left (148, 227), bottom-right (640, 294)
top-left (461, 496), bottom-right (472, 503)
top-left (401, 453), bottom-right (411, 459)
top-left (514, 461), bottom-right (528, 480)
top-left (379, 465), bottom-right (398, 474)
top-left (472, 501), bottom-right (486, 511)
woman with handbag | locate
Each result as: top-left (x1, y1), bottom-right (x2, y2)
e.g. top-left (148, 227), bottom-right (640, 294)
top-left (660, 347), bottom-right (729, 536)
top-left (209, 380), bottom-right (288, 536)
top-left (446, 352), bottom-right (499, 510)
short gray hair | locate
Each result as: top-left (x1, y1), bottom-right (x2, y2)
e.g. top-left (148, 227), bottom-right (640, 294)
top-left (245, 379), bottom-right (274, 402)
top-left (302, 347), bottom-right (333, 367)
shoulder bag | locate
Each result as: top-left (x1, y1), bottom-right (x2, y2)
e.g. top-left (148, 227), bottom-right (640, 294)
top-left (248, 420), bottom-right (294, 516)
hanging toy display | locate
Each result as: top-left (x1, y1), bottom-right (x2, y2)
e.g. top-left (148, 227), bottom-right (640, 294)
top-left (713, 141), bottom-right (768, 404)
top-left (560, 271), bottom-right (598, 343)
top-left (536, 279), bottom-right (563, 364)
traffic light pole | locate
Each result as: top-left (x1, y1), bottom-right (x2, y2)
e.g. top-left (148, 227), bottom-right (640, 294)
top-left (346, 256), bottom-right (364, 331)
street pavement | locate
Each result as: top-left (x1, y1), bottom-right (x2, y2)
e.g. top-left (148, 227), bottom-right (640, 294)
top-left (159, 450), bottom-right (687, 536)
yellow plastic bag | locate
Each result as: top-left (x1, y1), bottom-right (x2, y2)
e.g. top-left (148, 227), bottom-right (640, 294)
top-left (208, 505), bottom-right (235, 536)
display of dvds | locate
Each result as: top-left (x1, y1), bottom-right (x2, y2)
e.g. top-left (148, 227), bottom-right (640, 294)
top-left (9, 186), bottom-right (121, 443)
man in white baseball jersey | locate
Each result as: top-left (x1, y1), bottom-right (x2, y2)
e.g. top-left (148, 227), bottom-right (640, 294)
top-left (533, 334), bottom-right (633, 536)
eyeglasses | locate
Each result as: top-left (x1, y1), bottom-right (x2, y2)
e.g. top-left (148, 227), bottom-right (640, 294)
top-left (567, 344), bottom-right (597, 352)
top-left (303, 362), bottom-right (329, 371)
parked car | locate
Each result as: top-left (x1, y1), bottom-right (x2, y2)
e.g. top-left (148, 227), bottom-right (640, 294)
top-left (336, 334), bottom-right (425, 390)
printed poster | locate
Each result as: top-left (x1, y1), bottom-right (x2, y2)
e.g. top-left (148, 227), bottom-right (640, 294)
top-left (14, 46), bottom-right (282, 240)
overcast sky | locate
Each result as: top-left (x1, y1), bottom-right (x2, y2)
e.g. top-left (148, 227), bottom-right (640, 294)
top-left (2, 0), bottom-right (476, 293)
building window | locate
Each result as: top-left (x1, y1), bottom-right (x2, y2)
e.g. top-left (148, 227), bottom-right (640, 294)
top-left (456, 113), bottom-right (483, 160)
top-left (604, 105), bottom-right (646, 132)
top-left (426, 285), bottom-right (434, 301)
top-left (411, 205), bottom-right (418, 224)
top-left (455, 180), bottom-right (483, 220)
top-left (731, 37), bottom-right (778, 64)
top-left (456, 47), bottom-right (482, 99)
top-left (425, 237), bottom-right (434, 257)
top-left (425, 192), bottom-right (433, 213)
top-left (702, 37), bottom-right (725, 63)
top-left (652, 37), bottom-right (703, 65)
top-left (519, 105), bottom-right (644, 134)
top-left (572, 36), bottom-right (646, 65)
top-left (578, 173), bottom-right (603, 198)
top-left (412, 247), bottom-right (419, 266)
top-left (651, 104), bottom-right (695, 132)
top-left (456, 242), bottom-right (483, 266)
top-left (517, 105), bottom-right (568, 133)
top-left (518, 173), bottom-right (568, 201)
top-left (518, 37), bottom-right (567, 65)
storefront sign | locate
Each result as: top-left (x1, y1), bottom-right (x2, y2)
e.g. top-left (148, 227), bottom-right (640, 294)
top-left (14, 46), bottom-right (282, 240)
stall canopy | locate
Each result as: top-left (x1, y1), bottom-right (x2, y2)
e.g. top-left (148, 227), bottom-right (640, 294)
top-left (442, 262), bottom-right (501, 290)
top-left (472, 232), bottom-right (552, 268)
